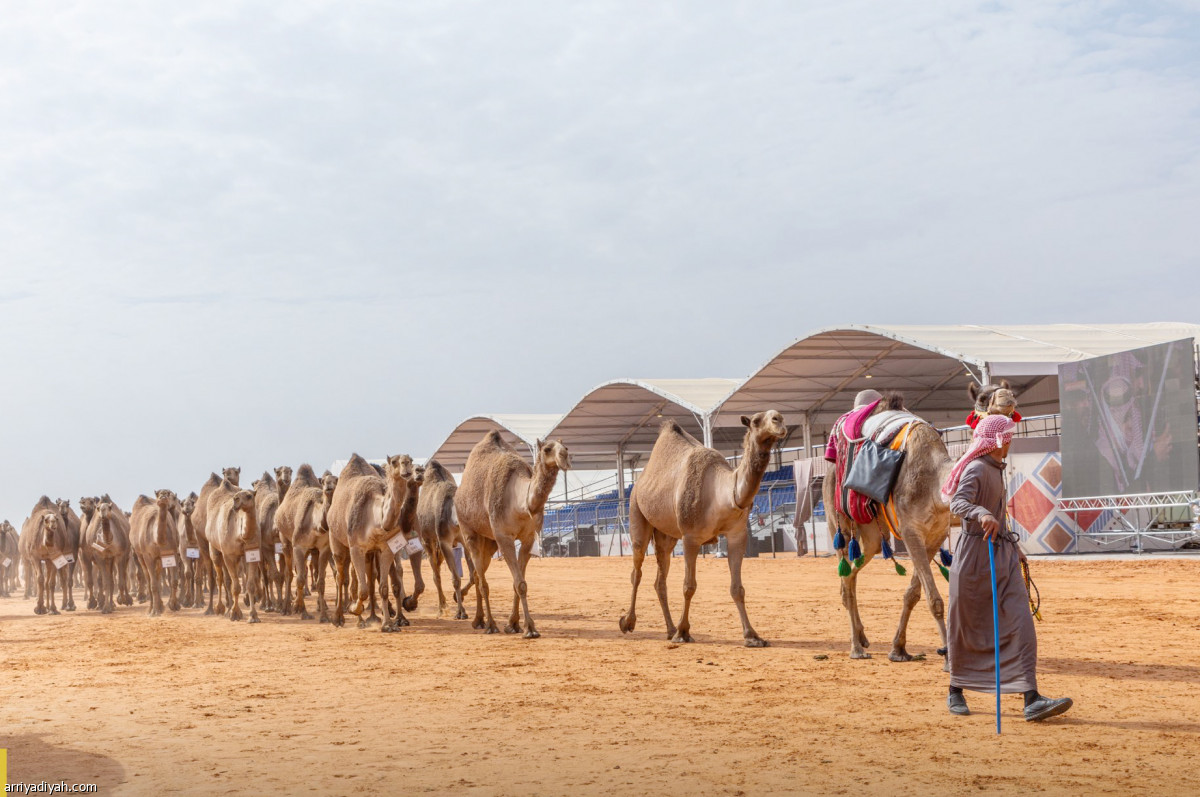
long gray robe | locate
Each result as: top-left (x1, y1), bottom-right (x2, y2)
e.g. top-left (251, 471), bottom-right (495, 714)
top-left (947, 455), bottom-right (1037, 694)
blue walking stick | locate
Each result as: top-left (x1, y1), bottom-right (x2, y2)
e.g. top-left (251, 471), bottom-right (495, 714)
top-left (988, 535), bottom-right (1001, 735)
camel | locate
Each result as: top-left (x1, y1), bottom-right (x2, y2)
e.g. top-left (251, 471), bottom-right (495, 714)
top-left (19, 498), bottom-right (73, 615)
top-left (390, 464), bottom-right (426, 615)
top-left (0, 520), bottom-right (18, 596)
top-left (130, 490), bottom-right (182, 616)
top-left (76, 497), bottom-right (100, 607)
top-left (821, 392), bottom-right (956, 660)
top-left (415, 459), bottom-right (476, 619)
top-left (193, 468), bottom-right (238, 615)
top-left (82, 498), bottom-right (134, 613)
top-left (252, 467), bottom-right (291, 612)
top-left (455, 433), bottom-right (570, 638)
top-left (619, 411), bottom-right (786, 647)
top-left (53, 499), bottom-right (82, 611)
top-left (175, 493), bottom-right (202, 607)
top-left (276, 465), bottom-right (335, 621)
top-left (206, 482), bottom-right (263, 623)
top-left (327, 453), bottom-right (418, 631)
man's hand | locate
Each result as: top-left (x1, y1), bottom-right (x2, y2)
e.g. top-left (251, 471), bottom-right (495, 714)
top-left (979, 513), bottom-right (1000, 540)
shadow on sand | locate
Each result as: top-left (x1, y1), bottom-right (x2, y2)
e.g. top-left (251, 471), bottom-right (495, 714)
top-left (3, 732), bottom-right (127, 795)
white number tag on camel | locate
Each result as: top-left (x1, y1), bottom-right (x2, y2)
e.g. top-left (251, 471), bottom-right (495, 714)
top-left (161, 555), bottom-right (177, 569)
top-left (387, 533), bottom-right (405, 554)
top-left (274, 542), bottom-right (284, 554)
top-left (244, 549), bottom-right (261, 563)
top-left (2, 557), bottom-right (10, 568)
top-left (53, 555), bottom-right (69, 570)
top-left (185, 547), bottom-right (200, 559)
top-left (406, 537), bottom-right (424, 555)
top-left (65, 553), bottom-right (75, 564)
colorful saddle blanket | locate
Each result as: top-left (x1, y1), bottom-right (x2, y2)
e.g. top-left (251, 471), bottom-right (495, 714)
top-left (830, 404), bottom-right (926, 525)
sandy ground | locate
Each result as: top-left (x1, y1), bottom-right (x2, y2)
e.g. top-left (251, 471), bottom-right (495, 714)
top-left (2, 555), bottom-right (1198, 796)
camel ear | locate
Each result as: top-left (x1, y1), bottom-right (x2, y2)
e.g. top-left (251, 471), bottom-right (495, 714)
top-left (741, 415), bottom-right (752, 427)
top-left (967, 382), bottom-right (980, 401)
top-left (999, 379), bottom-right (1011, 390)
top-left (535, 438), bottom-right (544, 448)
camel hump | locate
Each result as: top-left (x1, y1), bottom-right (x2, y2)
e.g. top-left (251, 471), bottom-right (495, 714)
top-left (424, 460), bottom-right (454, 484)
top-left (132, 495), bottom-right (153, 511)
top-left (341, 453), bottom-right (377, 479)
top-left (292, 464), bottom-right (320, 488)
top-left (203, 473), bottom-right (221, 488)
top-left (483, 450), bottom-right (532, 521)
top-left (32, 496), bottom-right (55, 512)
top-left (677, 447), bottom-right (729, 530)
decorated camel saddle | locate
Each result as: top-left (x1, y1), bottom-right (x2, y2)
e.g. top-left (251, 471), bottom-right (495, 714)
top-left (828, 395), bottom-right (929, 528)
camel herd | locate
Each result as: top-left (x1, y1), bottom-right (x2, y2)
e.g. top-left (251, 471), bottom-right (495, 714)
top-left (2, 391), bottom-right (1002, 657)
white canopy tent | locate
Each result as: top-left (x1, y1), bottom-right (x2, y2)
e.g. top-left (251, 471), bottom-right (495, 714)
top-left (712, 323), bottom-right (1200, 452)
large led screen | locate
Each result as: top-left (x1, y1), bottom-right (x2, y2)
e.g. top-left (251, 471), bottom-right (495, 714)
top-left (1059, 339), bottom-right (1198, 498)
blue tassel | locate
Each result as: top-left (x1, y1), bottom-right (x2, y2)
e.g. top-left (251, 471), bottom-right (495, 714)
top-left (939, 548), bottom-right (953, 568)
top-left (881, 537), bottom-right (894, 560)
top-left (848, 537), bottom-right (862, 561)
top-left (833, 529), bottom-right (846, 551)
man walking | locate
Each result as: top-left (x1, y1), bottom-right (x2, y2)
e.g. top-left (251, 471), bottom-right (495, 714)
top-left (941, 413), bottom-right (1073, 721)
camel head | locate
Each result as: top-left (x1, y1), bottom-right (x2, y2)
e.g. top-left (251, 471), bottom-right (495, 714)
top-left (154, 489), bottom-right (174, 510)
top-left (180, 493), bottom-right (197, 517)
top-left (39, 511), bottom-right (61, 549)
top-left (320, 472), bottom-right (338, 508)
top-left (535, 439), bottom-right (571, 472)
top-left (741, 410), bottom-right (787, 447)
top-left (79, 496), bottom-right (97, 519)
top-left (411, 464), bottom-right (426, 489)
top-left (968, 379), bottom-right (1012, 416)
top-left (275, 466), bottom-right (293, 497)
top-left (95, 500), bottom-right (115, 543)
top-left (55, 498), bottom-right (71, 515)
top-left (987, 387), bottom-right (1017, 418)
top-left (222, 466), bottom-right (241, 486)
top-left (385, 454), bottom-right (415, 484)
top-left (0, 519), bottom-right (14, 544)
top-left (232, 490), bottom-right (255, 514)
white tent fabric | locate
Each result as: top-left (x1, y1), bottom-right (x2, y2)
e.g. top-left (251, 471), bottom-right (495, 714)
top-left (714, 323), bottom-right (1200, 433)
top-left (426, 413), bottom-right (563, 470)
top-left (543, 378), bottom-right (741, 469)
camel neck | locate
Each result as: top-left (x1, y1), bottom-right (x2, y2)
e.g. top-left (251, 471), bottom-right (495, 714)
top-left (381, 477), bottom-right (409, 532)
top-left (155, 504), bottom-right (170, 546)
top-left (733, 437), bottom-right (773, 510)
top-left (398, 485), bottom-right (420, 534)
top-left (99, 515), bottom-right (112, 545)
top-left (182, 513), bottom-right (197, 545)
top-left (524, 462), bottom-right (560, 517)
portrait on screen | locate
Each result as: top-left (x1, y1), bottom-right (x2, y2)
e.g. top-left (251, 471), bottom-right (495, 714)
top-left (1059, 340), bottom-right (1199, 498)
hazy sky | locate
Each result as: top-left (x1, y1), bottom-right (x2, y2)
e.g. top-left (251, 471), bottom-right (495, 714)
top-left (2, 1), bottom-right (1198, 518)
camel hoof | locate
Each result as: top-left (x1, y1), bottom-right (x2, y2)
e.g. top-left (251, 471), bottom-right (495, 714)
top-left (859, 636), bottom-right (870, 649)
top-left (300, 610), bottom-right (313, 621)
top-left (357, 618), bottom-right (369, 629)
top-left (889, 650), bottom-right (914, 663)
top-left (619, 614), bottom-right (635, 634)
top-left (402, 596), bottom-right (419, 612)
top-left (671, 631), bottom-right (693, 644)
top-left (745, 637), bottom-right (769, 648)
top-left (248, 615), bottom-right (260, 624)
top-left (483, 625), bottom-right (499, 635)
top-left (48, 607), bottom-right (60, 615)
top-left (319, 614), bottom-right (330, 624)
top-left (332, 616), bottom-right (344, 628)
top-left (203, 607), bottom-right (215, 616)
top-left (504, 624), bottom-right (521, 634)
top-left (398, 615), bottom-right (411, 627)
top-left (472, 619), bottom-right (486, 630)
top-left (523, 629), bottom-right (540, 640)
top-left (850, 651), bottom-right (872, 659)
top-left (937, 647), bottom-right (947, 657)
top-left (87, 599), bottom-right (97, 609)
top-left (34, 605), bottom-right (46, 615)
top-left (64, 604), bottom-right (75, 612)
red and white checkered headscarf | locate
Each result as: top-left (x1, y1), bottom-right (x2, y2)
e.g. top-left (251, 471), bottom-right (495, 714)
top-left (941, 413), bottom-right (1018, 499)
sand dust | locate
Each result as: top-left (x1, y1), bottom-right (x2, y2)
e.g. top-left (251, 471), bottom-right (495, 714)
top-left (2, 555), bottom-right (1197, 796)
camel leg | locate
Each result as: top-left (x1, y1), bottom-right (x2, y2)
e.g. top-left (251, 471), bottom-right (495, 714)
top-left (381, 553), bottom-right (404, 633)
top-left (247, 559), bottom-right (260, 623)
top-left (331, 551), bottom-right (349, 628)
top-left (470, 534), bottom-right (499, 634)
top-left (651, 531), bottom-right (678, 639)
top-left (618, 499), bottom-right (652, 634)
top-left (497, 534), bottom-right (538, 639)
top-left (427, 540), bottom-right (447, 617)
top-left (228, 556), bottom-right (244, 621)
top-left (146, 557), bottom-right (160, 617)
top-left (897, 528), bottom-right (948, 657)
top-left (168, 560), bottom-right (180, 611)
top-left (365, 553), bottom-right (382, 625)
top-left (404, 551), bottom-right (424, 612)
top-left (671, 539), bottom-right (700, 643)
top-left (84, 559), bottom-right (97, 609)
top-left (46, 563), bottom-right (60, 615)
top-left (64, 561), bottom-right (76, 610)
top-left (316, 549), bottom-right (331, 623)
top-left (725, 530), bottom-right (767, 647)
top-left (840, 567), bottom-right (872, 658)
top-left (347, 547), bottom-right (372, 628)
top-left (203, 552), bottom-right (217, 615)
top-left (212, 554), bottom-right (228, 616)
top-left (458, 542), bottom-right (477, 598)
top-left (440, 539), bottom-right (467, 620)
top-left (293, 545), bottom-right (313, 620)
top-left (279, 545), bottom-right (292, 615)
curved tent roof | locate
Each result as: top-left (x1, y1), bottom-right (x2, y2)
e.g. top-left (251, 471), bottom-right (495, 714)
top-left (427, 413), bottom-right (563, 471)
top-left (545, 378), bottom-right (742, 469)
top-left (714, 323), bottom-right (1200, 432)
